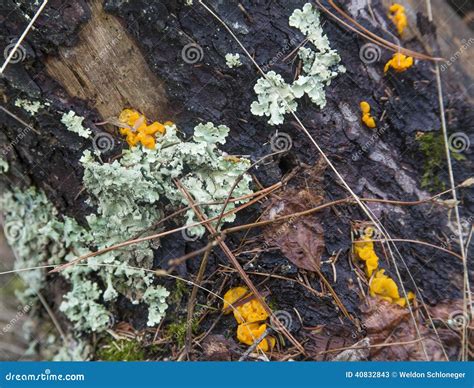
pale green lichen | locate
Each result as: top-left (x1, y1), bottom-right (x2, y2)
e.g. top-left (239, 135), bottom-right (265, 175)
top-left (143, 287), bottom-right (170, 326)
top-left (250, 3), bottom-right (345, 125)
top-left (288, 3), bottom-right (331, 51)
top-left (193, 122), bottom-right (229, 145)
top-left (291, 46), bottom-right (345, 108)
top-left (14, 98), bottom-right (47, 115)
top-left (59, 278), bottom-right (111, 332)
top-left (81, 123), bottom-right (252, 238)
top-left (0, 188), bottom-right (72, 301)
top-left (250, 71), bottom-right (298, 126)
top-left (0, 157), bottom-right (8, 173)
top-left (225, 53), bottom-right (242, 68)
top-left (0, 119), bottom-right (253, 358)
top-left (61, 111), bottom-right (92, 138)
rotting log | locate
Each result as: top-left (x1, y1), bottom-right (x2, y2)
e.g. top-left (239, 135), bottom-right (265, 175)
top-left (0, 0), bottom-right (472, 360)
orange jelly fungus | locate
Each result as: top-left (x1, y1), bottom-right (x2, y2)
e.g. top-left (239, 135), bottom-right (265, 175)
top-left (223, 286), bottom-right (248, 314)
top-left (118, 109), bottom-right (170, 149)
top-left (388, 4), bottom-right (407, 36)
top-left (354, 228), bottom-right (379, 277)
top-left (223, 287), bottom-right (269, 324)
top-left (223, 287), bottom-right (274, 352)
top-left (370, 269), bottom-right (415, 307)
top-left (384, 53), bottom-right (413, 73)
top-left (237, 322), bottom-right (276, 352)
top-left (360, 101), bottom-right (376, 129)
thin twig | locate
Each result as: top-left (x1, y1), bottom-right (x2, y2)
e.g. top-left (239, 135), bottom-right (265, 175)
top-left (238, 328), bottom-right (272, 361)
top-left (184, 247), bottom-right (212, 359)
top-left (50, 184), bottom-right (278, 273)
top-left (0, 0), bottom-right (49, 74)
top-left (319, 337), bottom-right (426, 355)
top-left (174, 179), bottom-right (305, 354)
top-left (426, 0), bottom-right (472, 361)
top-left (316, 0), bottom-right (443, 61)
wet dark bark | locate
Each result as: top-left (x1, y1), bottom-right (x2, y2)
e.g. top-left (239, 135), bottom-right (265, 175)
top-left (1, 0), bottom-right (472, 359)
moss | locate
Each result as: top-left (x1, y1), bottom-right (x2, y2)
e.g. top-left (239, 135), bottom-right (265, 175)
top-left (0, 276), bottom-right (24, 298)
top-left (96, 339), bottom-right (145, 361)
top-left (167, 318), bottom-right (199, 348)
top-left (267, 297), bottom-right (279, 312)
top-left (417, 132), bottom-right (465, 192)
top-left (170, 279), bottom-right (188, 305)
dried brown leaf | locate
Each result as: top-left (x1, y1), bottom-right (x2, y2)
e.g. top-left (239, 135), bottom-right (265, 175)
top-left (361, 297), bottom-right (465, 360)
top-left (263, 188), bottom-right (325, 272)
top-left (201, 334), bottom-right (237, 361)
top-left (304, 324), bottom-right (358, 360)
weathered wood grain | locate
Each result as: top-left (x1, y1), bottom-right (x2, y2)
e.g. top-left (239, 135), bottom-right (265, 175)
top-left (45, 0), bottom-right (168, 122)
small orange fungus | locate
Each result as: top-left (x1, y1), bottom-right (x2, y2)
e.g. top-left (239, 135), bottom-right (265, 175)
top-left (370, 269), bottom-right (415, 307)
top-left (223, 287), bottom-right (268, 324)
top-left (388, 4), bottom-right (407, 36)
top-left (118, 109), bottom-right (168, 149)
top-left (237, 322), bottom-right (276, 352)
top-left (384, 53), bottom-right (413, 73)
top-left (223, 286), bottom-right (274, 352)
top-left (223, 286), bottom-right (248, 314)
top-left (354, 228), bottom-right (379, 277)
top-left (360, 101), bottom-right (376, 128)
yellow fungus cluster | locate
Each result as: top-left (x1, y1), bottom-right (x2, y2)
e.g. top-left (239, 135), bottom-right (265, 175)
top-left (384, 53), bottom-right (414, 73)
top-left (223, 286), bottom-right (275, 352)
top-left (370, 270), bottom-right (415, 307)
top-left (237, 323), bottom-right (276, 351)
top-left (388, 4), bottom-right (407, 35)
top-left (354, 227), bottom-right (415, 307)
top-left (118, 109), bottom-right (171, 149)
top-left (354, 227), bottom-right (379, 277)
top-left (360, 101), bottom-right (376, 129)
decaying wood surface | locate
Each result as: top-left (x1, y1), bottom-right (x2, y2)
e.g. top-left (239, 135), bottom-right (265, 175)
top-left (45, 0), bottom-right (168, 121)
